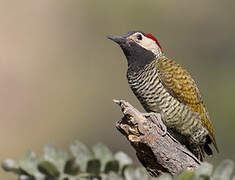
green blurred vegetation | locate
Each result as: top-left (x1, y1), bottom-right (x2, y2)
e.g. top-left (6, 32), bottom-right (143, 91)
top-left (0, 0), bottom-right (235, 179)
top-left (2, 141), bottom-right (235, 180)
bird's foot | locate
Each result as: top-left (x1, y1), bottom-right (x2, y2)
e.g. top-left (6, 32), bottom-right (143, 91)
top-left (142, 112), bottom-right (167, 136)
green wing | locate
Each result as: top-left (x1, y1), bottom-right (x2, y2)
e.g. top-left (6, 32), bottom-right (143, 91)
top-left (157, 58), bottom-right (218, 152)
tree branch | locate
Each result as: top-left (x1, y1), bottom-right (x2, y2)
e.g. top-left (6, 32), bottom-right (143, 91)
top-left (114, 99), bottom-right (200, 176)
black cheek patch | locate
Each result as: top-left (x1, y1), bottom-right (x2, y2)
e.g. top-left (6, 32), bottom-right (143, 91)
top-left (121, 42), bottom-right (155, 71)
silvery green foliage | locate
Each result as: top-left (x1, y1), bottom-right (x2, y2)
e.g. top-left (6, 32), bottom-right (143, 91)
top-left (212, 160), bottom-right (234, 180)
top-left (1, 141), bottom-right (234, 180)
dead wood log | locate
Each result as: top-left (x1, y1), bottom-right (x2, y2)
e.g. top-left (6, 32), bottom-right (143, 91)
top-left (114, 99), bottom-right (200, 176)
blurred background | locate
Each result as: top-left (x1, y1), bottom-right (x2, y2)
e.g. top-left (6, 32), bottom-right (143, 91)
top-left (0, 0), bottom-right (235, 179)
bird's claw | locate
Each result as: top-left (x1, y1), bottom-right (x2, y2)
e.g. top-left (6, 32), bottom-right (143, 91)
top-left (142, 112), bottom-right (167, 136)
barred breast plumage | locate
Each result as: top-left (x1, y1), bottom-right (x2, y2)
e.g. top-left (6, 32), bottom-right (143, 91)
top-left (127, 58), bottom-right (214, 159)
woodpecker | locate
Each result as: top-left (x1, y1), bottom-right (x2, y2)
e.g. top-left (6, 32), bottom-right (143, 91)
top-left (108, 31), bottom-right (218, 160)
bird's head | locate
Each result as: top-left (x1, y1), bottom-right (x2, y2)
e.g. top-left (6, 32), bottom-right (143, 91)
top-left (107, 31), bottom-right (163, 69)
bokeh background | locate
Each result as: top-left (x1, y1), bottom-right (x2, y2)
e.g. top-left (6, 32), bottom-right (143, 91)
top-left (1, 0), bottom-right (235, 179)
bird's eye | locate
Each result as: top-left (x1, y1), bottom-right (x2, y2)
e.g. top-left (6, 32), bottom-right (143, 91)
top-left (136, 34), bottom-right (142, 40)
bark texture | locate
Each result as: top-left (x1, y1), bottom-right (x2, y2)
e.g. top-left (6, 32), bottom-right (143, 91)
top-left (114, 99), bottom-right (200, 176)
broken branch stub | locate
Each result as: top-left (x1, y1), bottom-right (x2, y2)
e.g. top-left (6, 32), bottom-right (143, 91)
top-left (114, 99), bottom-right (200, 176)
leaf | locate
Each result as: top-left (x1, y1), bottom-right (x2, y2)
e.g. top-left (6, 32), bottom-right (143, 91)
top-left (124, 167), bottom-right (135, 180)
top-left (64, 158), bottom-right (80, 175)
top-left (104, 160), bottom-right (119, 173)
top-left (103, 172), bottom-right (123, 180)
top-left (77, 178), bottom-right (89, 180)
top-left (157, 174), bottom-right (172, 180)
top-left (92, 143), bottom-right (113, 171)
top-left (19, 175), bottom-right (33, 180)
top-left (213, 159), bottom-right (234, 180)
top-left (41, 144), bottom-right (69, 172)
top-left (2, 159), bottom-right (21, 174)
top-left (123, 167), bottom-right (149, 180)
top-left (133, 168), bottom-right (149, 180)
top-left (114, 152), bottom-right (132, 170)
top-left (38, 160), bottom-right (60, 177)
top-left (86, 159), bottom-right (101, 175)
top-left (176, 170), bottom-right (195, 180)
top-left (70, 140), bottom-right (93, 171)
top-left (67, 177), bottom-right (78, 180)
top-left (194, 162), bottom-right (213, 179)
top-left (19, 151), bottom-right (44, 179)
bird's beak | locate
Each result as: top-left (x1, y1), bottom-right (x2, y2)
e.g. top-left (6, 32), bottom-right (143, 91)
top-left (107, 35), bottom-right (127, 45)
